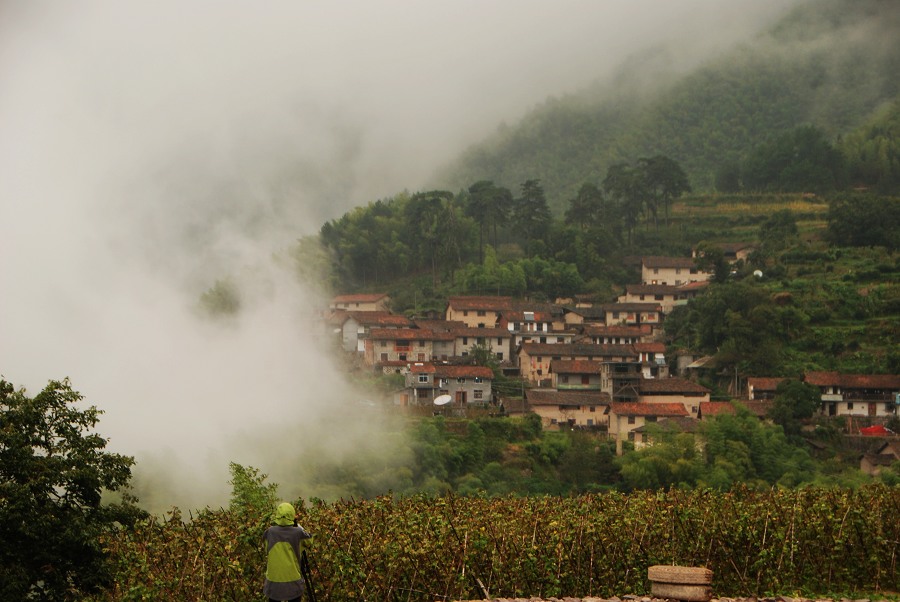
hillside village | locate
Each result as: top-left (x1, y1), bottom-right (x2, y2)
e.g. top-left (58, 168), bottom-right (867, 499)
top-left (324, 251), bottom-right (900, 466)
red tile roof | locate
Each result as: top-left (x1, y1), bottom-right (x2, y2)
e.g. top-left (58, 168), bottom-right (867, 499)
top-left (368, 328), bottom-right (432, 340)
top-left (804, 372), bottom-right (900, 389)
top-left (699, 401), bottom-right (737, 417)
top-left (434, 365), bottom-right (494, 379)
top-left (447, 296), bottom-right (513, 311)
top-left (347, 311), bottom-right (411, 327)
top-left (607, 402), bottom-right (688, 417)
top-left (520, 343), bottom-right (638, 359)
top-left (582, 324), bottom-right (651, 336)
top-left (639, 377), bottom-right (710, 394)
top-left (633, 342), bottom-right (666, 353)
top-left (747, 377), bottom-right (786, 391)
top-left (599, 302), bottom-right (662, 312)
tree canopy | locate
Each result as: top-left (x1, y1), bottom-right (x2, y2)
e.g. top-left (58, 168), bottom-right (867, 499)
top-left (0, 379), bottom-right (145, 601)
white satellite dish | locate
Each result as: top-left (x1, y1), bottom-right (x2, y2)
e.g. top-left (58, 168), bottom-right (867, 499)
top-left (434, 394), bottom-right (452, 406)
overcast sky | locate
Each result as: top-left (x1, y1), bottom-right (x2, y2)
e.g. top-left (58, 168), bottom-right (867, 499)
top-left (0, 0), bottom-right (798, 509)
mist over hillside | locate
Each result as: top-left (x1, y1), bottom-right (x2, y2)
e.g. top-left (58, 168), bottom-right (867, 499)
top-left (0, 1), bottom-right (802, 511)
top-left (433, 0), bottom-right (900, 210)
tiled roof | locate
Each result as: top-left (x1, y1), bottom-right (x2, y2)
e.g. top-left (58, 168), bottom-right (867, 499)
top-left (447, 296), bottom-right (513, 311)
top-left (332, 293), bottom-right (389, 303)
top-left (699, 401), bottom-right (737, 416)
top-left (582, 324), bottom-right (651, 336)
top-left (599, 302), bottom-right (662, 312)
top-left (434, 365), bottom-right (494, 379)
top-left (563, 306), bottom-right (607, 319)
top-left (347, 312), bottom-right (411, 327)
top-left (642, 256), bottom-right (697, 269)
top-left (639, 377), bottom-right (710, 394)
top-left (804, 371), bottom-right (900, 389)
top-left (414, 319), bottom-right (466, 332)
top-left (368, 328), bottom-right (432, 340)
top-left (677, 281), bottom-right (710, 292)
top-left (527, 389), bottom-right (610, 407)
top-left (633, 342), bottom-right (666, 353)
top-left (607, 402), bottom-right (688, 417)
top-left (520, 343), bottom-right (638, 360)
top-left (502, 310), bottom-right (555, 322)
top-left (450, 326), bottom-right (510, 337)
top-left (747, 377), bottom-right (786, 391)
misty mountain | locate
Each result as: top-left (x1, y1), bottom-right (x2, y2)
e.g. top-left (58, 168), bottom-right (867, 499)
top-left (431, 0), bottom-right (900, 212)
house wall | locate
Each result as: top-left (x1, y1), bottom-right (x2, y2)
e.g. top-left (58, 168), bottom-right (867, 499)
top-left (367, 338), bottom-right (434, 365)
top-left (456, 335), bottom-right (510, 361)
top-left (446, 307), bottom-right (502, 328)
top-left (531, 405), bottom-right (607, 428)
top-left (604, 310), bottom-right (660, 327)
top-left (642, 266), bottom-right (709, 286)
top-left (553, 373), bottom-right (602, 390)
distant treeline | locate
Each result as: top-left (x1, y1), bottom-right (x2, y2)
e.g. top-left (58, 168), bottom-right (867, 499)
top-left (435, 0), bottom-right (900, 207)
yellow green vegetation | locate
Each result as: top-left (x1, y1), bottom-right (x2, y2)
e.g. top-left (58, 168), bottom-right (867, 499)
top-left (91, 486), bottom-right (899, 601)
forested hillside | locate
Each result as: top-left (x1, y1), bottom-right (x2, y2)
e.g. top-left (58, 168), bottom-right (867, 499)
top-left (433, 0), bottom-right (900, 210)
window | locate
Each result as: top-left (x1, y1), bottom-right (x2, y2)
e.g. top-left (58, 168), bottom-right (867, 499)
top-left (497, 337), bottom-right (503, 345)
top-left (417, 353), bottom-right (425, 361)
top-left (653, 268), bottom-right (659, 274)
top-left (627, 416), bottom-right (636, 424)
top-left (473, 390), bottom-right (483, 400)
top-left (497, 352), bottom-right (504, 360)
top-left (655, 294), bottom-right (664, 301)
top-left (462, 337), bottom-right (468, 345)
top-left (477, 337), bottom-right (485, 345)
top-left (582, 375), bottom-right (590, 385)
top-left (474, 376), bottom-right (483, 383)
top-left (847, 402), bottom-right (854, 410)
top-left (457, 377), bottom-right (465, 384)
top-left (380, 353), bottom-right (388, 362)
top-left (381, 341), bottom-right (387, 347)
top-left (463, 310), bottom-right (469, 316)
top-left (418, 374), bottom-right (429, 383)
top-left (561, 375), bottom-right (569, 384)
top-left (587, 419), bottom-right (594, 426)
top-left (589, 406), bottom-right (596, 412)
top-left (477, 310), bottom-right (486, 316)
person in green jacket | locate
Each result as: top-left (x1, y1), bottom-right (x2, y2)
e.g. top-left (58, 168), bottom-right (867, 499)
top-left (263, 502), bottom-right (312, 602)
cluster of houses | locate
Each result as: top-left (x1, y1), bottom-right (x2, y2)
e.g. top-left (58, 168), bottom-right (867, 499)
top-left (325, 253), bottom-right (900, 456)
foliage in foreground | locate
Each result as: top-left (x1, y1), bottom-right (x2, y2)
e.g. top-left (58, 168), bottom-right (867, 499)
top-left (93, 485), bottom-right (899, 601)
top-left (0, 379), bottom-right (145, 602)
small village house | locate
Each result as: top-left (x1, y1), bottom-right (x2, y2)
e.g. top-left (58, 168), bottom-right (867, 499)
top-left (605, 402), bottom-right (690, 454)
top-left (396, 363), bottom-right (494, 407)
top-left (526, 389), bottom-right (610, 429)
top-left (339, 311), bottom-right (411, 353)
top-left (638, 377), bottom-right (711, 418)
top-left (804, 371), bottom-right (900, 418)
top-left (445, 296), bottom-right (512, 328)
top-left (330, 293), bottom-right (391, 312)
top-left (641, 256), bottom-right (711, 286)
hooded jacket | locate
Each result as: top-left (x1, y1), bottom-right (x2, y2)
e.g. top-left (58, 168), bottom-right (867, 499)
top-left (263, 502), bottom-right (312, 601)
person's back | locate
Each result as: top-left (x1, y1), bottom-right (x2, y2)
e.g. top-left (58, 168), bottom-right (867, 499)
top-left (263, 502), bottom-right (312, 602)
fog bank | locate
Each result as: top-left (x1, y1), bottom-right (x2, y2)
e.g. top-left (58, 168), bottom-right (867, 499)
top-left (0, 1), bottom-right (795, 511)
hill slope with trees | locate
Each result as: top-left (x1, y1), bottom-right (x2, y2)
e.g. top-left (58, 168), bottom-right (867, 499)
top-left (432, 0), bottom-right (900, 210)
